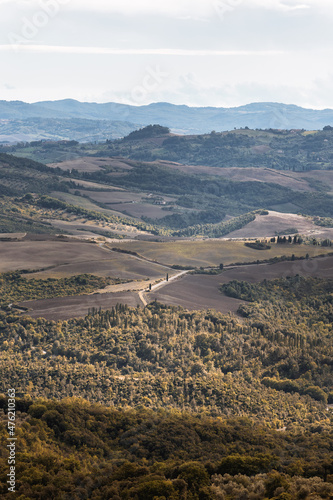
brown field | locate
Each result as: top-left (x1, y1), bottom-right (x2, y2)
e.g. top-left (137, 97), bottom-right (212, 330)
top-left (52, 189), bottom-right (175, 222)
top-left (40, 219), bottom-right (106, 238)
top-left (113, 239), bottom-right (333, 268)
top-left (0, 233), bottom-right (26, 240)
top-left (0, 240), bottom-right (106, 272)
top-left (83, 190), bottom-right (144, 204)
top-left (148, 275), bottom-right (244, 314)
top-left (164, 164), bottom-right (315, 192)
top-left (78, 190), bottom-right (176, 220)
top-left (27, 256), bottom-right (171, 281)
top-left (227, 211), bottom-right (333, 239)
top-left (49, 157), bottom-right (107, 173)
top-left (42, 218), bottom-right (147, 238)
top-left (294, 170), bottom-right (333, 195)
top-left (110, 203), bottom-right (169, 219)
top-left (9, 248), bottom-right (333, 321)
top-left (162, 162), bottom-right (333, 196)
top-left (83, 190), bottom-right (176, 205)
top-left (221, 255), bottom-right (333, 281)
top-left (0, 240), bottom-right (172, 280)
top-left (48, 156), bottom-right (133, 173)
top-left (69, 178), bottom-right (124, 190)
top-left (50, 192), bottom-right (131, 218)
top-left (150, 254), bottom-right (333, 313)
top-left (19, 291), bottom-right (141, 321)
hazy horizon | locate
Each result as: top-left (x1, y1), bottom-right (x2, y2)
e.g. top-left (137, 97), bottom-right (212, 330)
top-left (2, 98), bottom-right (333, 112)
top-left (1, 0), bottom-right (333, 109)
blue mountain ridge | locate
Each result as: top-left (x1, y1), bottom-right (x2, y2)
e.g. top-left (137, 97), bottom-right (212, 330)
top-left (0, 100), bottom-right (332, 140)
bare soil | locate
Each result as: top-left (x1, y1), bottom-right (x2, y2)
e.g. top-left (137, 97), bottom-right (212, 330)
top-left (83, 191), bottom-right (144, 204)
top-left (13, 254), bottom-right (333, 320)
top-left (148, 274), bottom-right (244, 314)
top-left (151, 255), bottom-right (333, 313)
top-left (110, 203), bottom-right (169, 219)
top-left (0, 240), bottom-right (171, 280)
top-left (19, 291), bottom-right (141, 321)
top-left (69, 178), bottom-right (124, 190)
top-left (227, 211), bottom-right (333, 239)
top-left (48, 157), bottom-right (133, 173)
top-left (164, 164), bottom-right (314, 192)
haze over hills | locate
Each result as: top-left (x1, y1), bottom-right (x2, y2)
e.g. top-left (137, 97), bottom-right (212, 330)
top-left (1, 100), bottom-right (333, 142)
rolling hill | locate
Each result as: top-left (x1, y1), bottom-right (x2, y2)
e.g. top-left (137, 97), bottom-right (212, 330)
top-left (1, 100), bottom-right (333, 142)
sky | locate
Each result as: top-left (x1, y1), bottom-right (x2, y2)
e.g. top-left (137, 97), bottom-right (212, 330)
top-left (0, 0), bottom-right (333, 108)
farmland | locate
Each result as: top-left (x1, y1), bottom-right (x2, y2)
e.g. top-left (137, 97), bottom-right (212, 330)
top-left (150, 254), bottom-right (333, 313)
top-left (0, 238), bottom-right (174, 281)
top-left (0, 234), bottom-right (331, 320)
top-left (18, 291), bottom-right (142, 320)
top-left (227, 210), bottom-right (333, 239)
top-left (49, 156), bottom-right (134, 173)
top-left (112, 238), bottom-right (333, 267)
top-left (49, 191), bottom-right (127, 217)
top-left (1, 145), bottom-right (333, 321)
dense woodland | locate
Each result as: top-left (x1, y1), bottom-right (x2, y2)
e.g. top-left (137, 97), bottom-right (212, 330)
top-left (0, 399), bottom-right (333, 499)
top-left (1, 279), bottom-right (332, 421)
top-left (0, 277), bottom-right (332, 497)
top-left (0, 272), bottom-right (126, 310)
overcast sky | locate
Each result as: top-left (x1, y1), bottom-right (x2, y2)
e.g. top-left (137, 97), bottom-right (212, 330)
top-left (0, 0), bottom-right (333, 108)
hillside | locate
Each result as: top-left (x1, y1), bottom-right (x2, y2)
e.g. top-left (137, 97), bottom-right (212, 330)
top-left (1, 124), bottom-right (333, 498)
top-left (0, 118), bottom-right (141, 143)
top-left (2, 125), bottom-right (333, 235)
top-left (0, 278), bottom-right (333, 497)
top-left (2, 100), bottom-right (333, 142)
top-left (104, 125), bottom-right (333, 172)
top-left (6, 125), bottom-right (333, 174)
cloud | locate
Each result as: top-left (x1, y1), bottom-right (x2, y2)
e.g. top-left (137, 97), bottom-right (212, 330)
top-left (0, 0), bottom-right (315, 18)
top-left (59, 0), bottom-right (326, 14)
top-left (247, 0), bottom-right (310, 11)
top-left (1, 82), bottom-right (16, 90)
top-left (0, 44), bottom-right (285, 56)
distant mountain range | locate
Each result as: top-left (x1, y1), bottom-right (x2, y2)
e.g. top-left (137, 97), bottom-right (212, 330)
top-left (1, 99), bottom-right (333, 143)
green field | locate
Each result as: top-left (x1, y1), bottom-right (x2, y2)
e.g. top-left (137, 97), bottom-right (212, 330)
top-left (114, 239), bottom-right (333, 267)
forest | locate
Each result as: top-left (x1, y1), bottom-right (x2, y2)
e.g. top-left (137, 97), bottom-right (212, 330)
top-left (0, 398), bottom-right (333, 499)
top-left (101, 126), bottom-right (333, 172)
top-left (0, 276), bottom-right (332, 497)
top-left (0, 272), bottom-right (126, 310)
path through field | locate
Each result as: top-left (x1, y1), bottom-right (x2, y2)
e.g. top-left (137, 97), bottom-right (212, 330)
top-left (138, 270), bottom-right (191, 306)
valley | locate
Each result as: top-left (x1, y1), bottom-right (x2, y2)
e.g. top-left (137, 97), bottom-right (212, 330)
top-left (0, 122), bottom-right (333, 499)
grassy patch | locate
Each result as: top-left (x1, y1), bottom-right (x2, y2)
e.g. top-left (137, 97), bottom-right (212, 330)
top-left (113, 240), bottom-right (333, 267)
